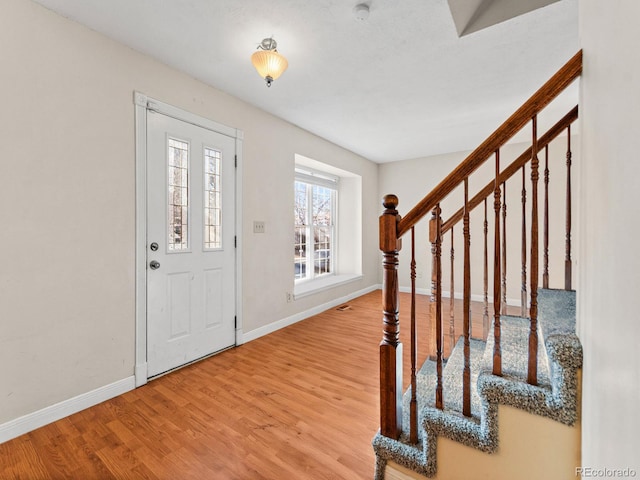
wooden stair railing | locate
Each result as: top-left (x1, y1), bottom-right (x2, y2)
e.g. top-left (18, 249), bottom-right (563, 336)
top-left (439, 107), bottom-right (578, 233)
top-left (379, 50), bottom-right (581, 441)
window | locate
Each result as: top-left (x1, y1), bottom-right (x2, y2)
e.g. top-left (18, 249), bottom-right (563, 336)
top-left (167, 138), bottom-right (190, 251)
top-left (293, 154), bottom-right (363, 298)
top-left (294, 168), bottom-right (337, 281)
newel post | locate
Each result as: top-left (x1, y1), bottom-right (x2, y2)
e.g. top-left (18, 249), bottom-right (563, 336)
top-left (380, 194), bottom-right (403, 439)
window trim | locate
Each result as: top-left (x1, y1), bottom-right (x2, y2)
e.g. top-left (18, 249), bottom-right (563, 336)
top-left (294, 273), bottom-right (363, 300)
top-left (294, 169), bottom-right (338, 284)
top-left (295, 166), bottom-right (339, 189)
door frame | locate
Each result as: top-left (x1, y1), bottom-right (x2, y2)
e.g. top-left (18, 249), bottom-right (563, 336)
top-left (134, 92), bottom-right (244, 387)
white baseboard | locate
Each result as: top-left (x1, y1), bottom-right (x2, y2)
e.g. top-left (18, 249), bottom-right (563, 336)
top-left (239, 284), bottom-right (380, 343)
top-left (0, 376), bottom-right (135, 444)
top-left (398, 286), bottom-right (522, 307)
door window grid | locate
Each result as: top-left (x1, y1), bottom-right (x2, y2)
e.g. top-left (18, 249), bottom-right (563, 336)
top-left (204, 148), bottom-right (222, 249)
top-left (167, 138), bottom-right (189, 251)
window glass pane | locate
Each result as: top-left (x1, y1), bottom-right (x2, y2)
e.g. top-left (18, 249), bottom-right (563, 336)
top-left (204, 148), bottom-right (222, 249)
top-left (312, 185), bottom-right (332, 276)
top-left (294, 181), bottom-right (307, 225)
top-left (168, 138), bottom-right (189, 251)
top-left (314, 226), bottom-right (331, 275)
top-left (312, 185), bottom-right (332, 226)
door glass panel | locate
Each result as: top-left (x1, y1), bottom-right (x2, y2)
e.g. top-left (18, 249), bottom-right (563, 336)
top-left (204, 148), bottom-right (222, 249)
top-left (168, 138), bottom-right (189, 251)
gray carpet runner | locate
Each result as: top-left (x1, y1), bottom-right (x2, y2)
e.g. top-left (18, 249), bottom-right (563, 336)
top-left (373, 288), bottom-right (583, 479)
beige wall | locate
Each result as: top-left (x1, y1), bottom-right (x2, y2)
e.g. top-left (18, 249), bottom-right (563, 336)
top-left (578, 0), bottom-right (640, 472)
top-left (387, 403), bottom-right (581, 480)
top-left (0, 0), bottom-right (378, 425)
top-left (378, 135), bottom-right (579, 307)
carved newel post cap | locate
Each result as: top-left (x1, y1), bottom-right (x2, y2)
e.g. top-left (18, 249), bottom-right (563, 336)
top-left (382, 194), bottom-right (399, 210)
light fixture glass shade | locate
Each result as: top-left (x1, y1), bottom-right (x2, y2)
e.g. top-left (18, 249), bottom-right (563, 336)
top-left (251, 49), bottom-right (288, 83)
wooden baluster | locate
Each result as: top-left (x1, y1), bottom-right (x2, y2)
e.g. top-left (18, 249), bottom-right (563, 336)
top-left (409, 227), bottom-right (418, 444)
top-left (430, 205), bottom-right (444, 409)
top-left (493, 151), bottom-right (502, 376)
top-left (380, 194), bottom-right (403, 439)
top-left (501, 181), bottom-right (507, 315)
top-left (543, 145), bottom-right (550, 289)
top-left (483, 198), bottom-right (489, 339)
top-left (449, 228), bottom-right (455, 355)
top-left (521, 165), bottom-right (528, 318)
top-left (528, 117), bottom-right (540, 386)
top-left (463, 179), bottom-right (472, 416)
top-left (429, 222), bottom-right (437, 362)
top-left (565, 125), bottom-right (572, 290)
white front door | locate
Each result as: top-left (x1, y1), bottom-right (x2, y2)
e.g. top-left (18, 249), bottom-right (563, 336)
top-left (146, 111), bottom-right (236, 377)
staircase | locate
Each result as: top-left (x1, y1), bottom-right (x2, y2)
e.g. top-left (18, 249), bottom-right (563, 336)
top-left (373, 52), bottom-right (583, 479)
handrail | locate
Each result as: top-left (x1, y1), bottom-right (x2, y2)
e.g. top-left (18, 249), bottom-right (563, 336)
top-left (441, 105), bottom-right (579, 233)
top-left (397, 50), bottom-right (582, 238)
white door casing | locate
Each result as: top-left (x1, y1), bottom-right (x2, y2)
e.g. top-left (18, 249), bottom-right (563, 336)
top-left (134, 93), bottom-right (243, 385)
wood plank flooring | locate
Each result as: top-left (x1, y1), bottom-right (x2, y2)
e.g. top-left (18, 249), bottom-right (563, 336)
top-left (0, 290), bottom-right (516, 479)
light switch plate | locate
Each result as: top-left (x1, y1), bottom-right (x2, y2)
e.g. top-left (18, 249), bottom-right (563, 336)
top-left (253, 221), bottom-right (265, 233)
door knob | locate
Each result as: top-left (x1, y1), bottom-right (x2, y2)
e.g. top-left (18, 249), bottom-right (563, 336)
top-left (150, 242), bottom-right (159, 251)
top-left (149, 260), bottom-right (160, 270)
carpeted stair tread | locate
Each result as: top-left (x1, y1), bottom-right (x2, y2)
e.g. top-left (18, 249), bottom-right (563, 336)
top-left (401, 337), bottom-right (485, 432)
top-left (537, 289), bottom-right (582, 370)
top-left (399, 337), bottom-right (485, 442)
top-left (439, 336), bottom-right (485, 417)
top-left (401, 360), bottom-right (436, 441)
top-left (480, 314), bottom-right (551, 387)
top-left (538, 288), bottom-right (576, 338)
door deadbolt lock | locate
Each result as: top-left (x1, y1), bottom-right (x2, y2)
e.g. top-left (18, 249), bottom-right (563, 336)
top-left (150, 242), bottom-right (159, 252)
top-left (149, 260), bottom-right (160, 270)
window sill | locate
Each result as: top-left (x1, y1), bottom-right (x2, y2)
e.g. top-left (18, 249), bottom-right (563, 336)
top-left (294, 274), bottom-right (363, 300)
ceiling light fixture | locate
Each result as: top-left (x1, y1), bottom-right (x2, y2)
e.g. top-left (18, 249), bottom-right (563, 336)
top-left (251, 37), bottom-right (288, 87)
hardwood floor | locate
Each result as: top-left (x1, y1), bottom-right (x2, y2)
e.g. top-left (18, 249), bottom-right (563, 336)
top-left (0, 290), bottom-right (516, 479)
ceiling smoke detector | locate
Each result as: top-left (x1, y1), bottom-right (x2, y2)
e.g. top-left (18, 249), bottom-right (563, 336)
top-left (353, 4), bottom-right (370, 21)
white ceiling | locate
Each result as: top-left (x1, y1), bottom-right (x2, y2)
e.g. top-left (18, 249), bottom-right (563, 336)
top-left (31, 0), bottom-right (579, 163)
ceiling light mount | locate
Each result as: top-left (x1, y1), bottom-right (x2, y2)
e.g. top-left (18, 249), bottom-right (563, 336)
top-left (251, 36), bottom-right (289, 87)
top-left (259, 37), bottom-right (278, 51)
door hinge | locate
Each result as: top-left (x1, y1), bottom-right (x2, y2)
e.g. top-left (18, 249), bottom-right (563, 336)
top-left (234, 155), bottom-right (237, 168)
top-left (234, 316), bottom-right (237, 328)
top-left (234, 236), bottom-right (237, 248)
